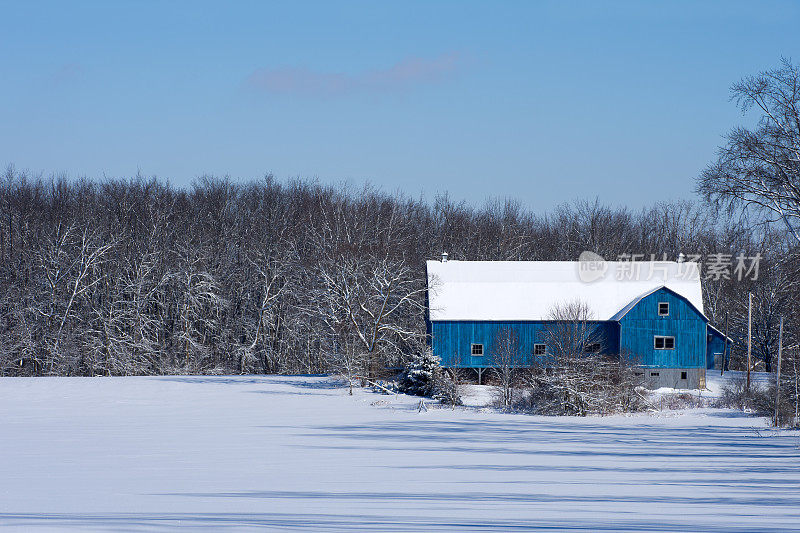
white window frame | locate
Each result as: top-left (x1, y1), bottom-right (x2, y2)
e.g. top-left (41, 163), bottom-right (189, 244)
top-left (533, 343), bottom-right (546, 356)
top-left (471, 343), bottom-right (484, 357)
top-left (658, 302), bottom-right (670, 316)
top-left (654, 335), bottom-right (675, 350)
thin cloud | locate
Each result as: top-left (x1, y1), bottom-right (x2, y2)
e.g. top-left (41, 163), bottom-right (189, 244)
top-left (244, 52), bottom-right (463, 96)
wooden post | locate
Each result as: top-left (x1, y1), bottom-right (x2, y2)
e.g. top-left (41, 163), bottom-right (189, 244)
top-left (795, 357), bottom-right (799, 427)
top-left (722, 312), bottom-right (729, 375)
top-left (774, 317), bottom-right (783, 427)
top-left (747, 292), bottom-right (752, 391)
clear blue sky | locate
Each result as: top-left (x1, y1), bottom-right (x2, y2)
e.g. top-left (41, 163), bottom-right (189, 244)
top-left (1, 1), bottom-right (797, 210)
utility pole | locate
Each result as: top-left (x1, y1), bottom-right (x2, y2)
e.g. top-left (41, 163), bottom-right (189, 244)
top-left (722, 312), bottom-right (729, 376)
top-left (774, 317), bottom-right (783, 427)
top-left (747, 292), bottom-right (752, 391)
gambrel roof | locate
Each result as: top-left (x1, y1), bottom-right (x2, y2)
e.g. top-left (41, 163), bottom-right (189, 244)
top-left (426, 260), bottom-right (703, 322)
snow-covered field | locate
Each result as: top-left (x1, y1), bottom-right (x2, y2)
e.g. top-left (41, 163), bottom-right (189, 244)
top-left (1, 375), bottom-right (799, 532)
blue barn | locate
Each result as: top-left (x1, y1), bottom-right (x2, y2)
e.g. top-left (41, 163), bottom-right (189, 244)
top-left (426, 256), bottom-right (730, 389)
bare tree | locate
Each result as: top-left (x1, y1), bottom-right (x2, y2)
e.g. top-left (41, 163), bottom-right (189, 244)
top-left (491, 326), bottom-right (519, 408)
top-left (699, 59), bottom-right (800, 245)
top-left (175, 247), bottom-right (227, 372)
top-left (525, 301), bottom-right (642, 416)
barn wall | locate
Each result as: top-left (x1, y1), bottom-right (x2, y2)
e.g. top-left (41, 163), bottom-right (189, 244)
top-left (706, 328), bottom-right (728, 369)
top-left (618, 288), bottom-right (707, 369)
top-left (430, 320), bottom-right (619, 368)
top-left (637, 367), bottom-right (706, 389)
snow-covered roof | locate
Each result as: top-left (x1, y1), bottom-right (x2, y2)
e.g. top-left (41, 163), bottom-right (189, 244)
top-left (426, 260), bottom-right (704, 321)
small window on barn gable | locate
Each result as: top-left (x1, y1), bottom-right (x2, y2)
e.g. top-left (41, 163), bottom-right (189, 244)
top-left (658, 302), bottom-right (669, 316)
top-left (654, 336), bottom-right (675, 350)
top-left (533, 343), bottom-right (546, 356)
top-left (584, 342), bottom-right (601, 353)
top-left (471, 343), bottom-right (484, 356)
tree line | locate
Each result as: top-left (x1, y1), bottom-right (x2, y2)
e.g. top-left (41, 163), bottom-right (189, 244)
top-left (0, 170), bottom-right (794, 378)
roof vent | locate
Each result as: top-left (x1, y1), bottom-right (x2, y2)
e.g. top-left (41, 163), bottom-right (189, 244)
top-left (441, 252), bottom-right (448, 263)
top-left (677, 252), bottom-right (685, 263)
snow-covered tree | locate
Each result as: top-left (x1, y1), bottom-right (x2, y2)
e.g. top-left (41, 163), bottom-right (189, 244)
top-left (398, 350), bottom-right (441, 397)
top-left (398, 350), bottom-right (461, 405)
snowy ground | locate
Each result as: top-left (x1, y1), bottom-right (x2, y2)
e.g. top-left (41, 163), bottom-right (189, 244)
top-left (1, 375), bottom-right (799, 532)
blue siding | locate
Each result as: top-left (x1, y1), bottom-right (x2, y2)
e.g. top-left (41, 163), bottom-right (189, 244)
top-left (429, 287), bottom-right (712, 370)
top-left (617, 288), bottom-right (706, 368)
top-left (706, 328), bottom-right (728, 369)
top-left (430, 320), bottom-right (619, 368)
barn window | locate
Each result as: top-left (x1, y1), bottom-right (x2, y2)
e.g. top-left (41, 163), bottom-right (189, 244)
top-left (471, 343), bottom-right (484, 356)
top-left (533, 343), bottom-right (546, 356)
top-left (658, 302), bottom-right (670, 316)
top-left (584, 342), bottom-right (601, 353)
top-left (654, 336), bottom-right (675, 350)
top-left (650, 371), bottom-right (660, 377)
top-left (681, 371), bottom-right (688, 380)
